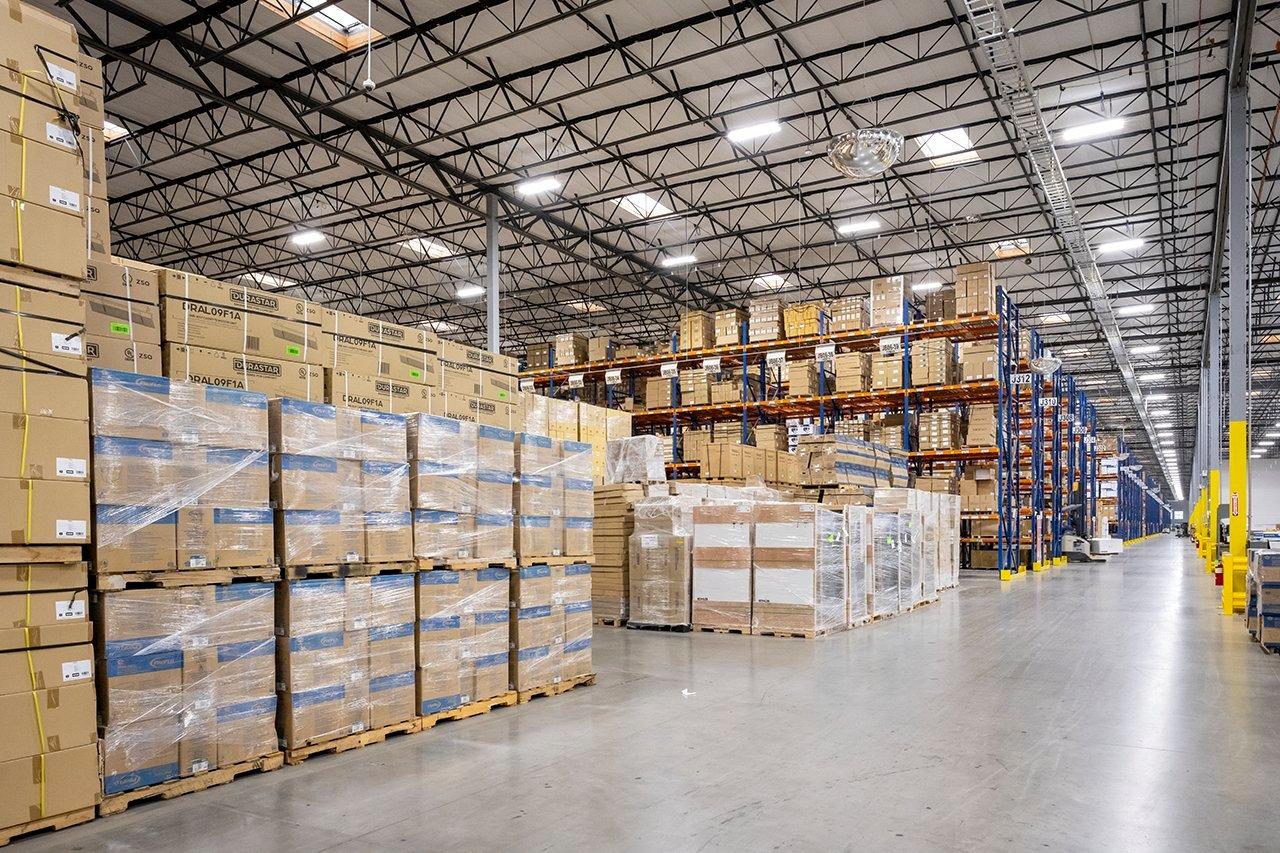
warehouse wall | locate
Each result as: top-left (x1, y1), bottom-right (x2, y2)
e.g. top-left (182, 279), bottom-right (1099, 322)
top-left (1253, 461), bottom-right (1280, 529)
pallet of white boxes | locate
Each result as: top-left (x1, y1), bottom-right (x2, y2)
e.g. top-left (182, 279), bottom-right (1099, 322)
top-left (613, 437), bottom-right (961, 636)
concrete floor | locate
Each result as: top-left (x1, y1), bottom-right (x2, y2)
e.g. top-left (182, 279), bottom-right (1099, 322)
top-left (21, 536), bottom-right (1280, 851)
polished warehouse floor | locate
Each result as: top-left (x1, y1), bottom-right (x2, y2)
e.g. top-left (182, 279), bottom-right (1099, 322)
top-left (22, 537), bottom-right (1276, 851)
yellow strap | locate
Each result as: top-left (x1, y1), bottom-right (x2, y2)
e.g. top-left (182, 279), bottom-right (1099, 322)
top-left (26, 479), bottom-right (33, 542)
top-left (16, 78), bottom-right (28, 264)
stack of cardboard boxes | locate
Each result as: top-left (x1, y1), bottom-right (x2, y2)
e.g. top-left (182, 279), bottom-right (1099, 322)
top-left (322, 309), bottom-right (438, 412)
top-left (959, 465), bottom-right (997, 513)
top-left (910, 339), bottom-right (954, 387)
top-left (90, 369), bottom-right (275, 575)
top-left (628, 496), bottom-right (696, 628)
top-left (434, 339), bottom-right (520, 427)
top-left (691, 503), bottom-right (753, 631)
top-left (923, 286), bottom-right (957, 321)
top-left (276, 573), bottom-right (416, 752)
top-left (834, 352), bottom-right (871, 393)
top-left (714, 308), bottom-right (747, 346)
top-left (412, 414), bottom-right (484, 564)
top-left (751, 504), bottom-right (846, 636)
top-left (869, 276), bottom-right (905, 327)
top-left (415, 565), bottom-right (510, 715)
top-left (83, 257), bottom-right (162, 374)
top-left (965, 403), bottom-right (998, 447)
top-left (553, 333), bottom-right (587, 366)
top-left (677, 310), bottom-right (714, 350)
top-left (918, 409), bottom-right (961, 452)
top-left (513, 433), bottom-right (562, 563)
top-left (871, 353), bottom-right (903, 390)
top-left (829, 296), bottom-right (868, 332)
top-left (958, 340), bottom-right (998, 382)
top-left (955, 262), bottom-right (996, 315)
top-left (748, 297), bottom-right (784, 342)
top-left (783, 302), bottom-right (824, 338)
top-left (845, 505), bottom-right (872, 625)
top-left (592, 484), bottom-right (644, 623)
top-left (587, 336), bottom-right (612, 362)
top-left (97, 584), bottom-right (277, 794)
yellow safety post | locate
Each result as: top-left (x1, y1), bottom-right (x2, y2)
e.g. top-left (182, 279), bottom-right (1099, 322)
top-left (1222, 421), bottom-right (1248, 614)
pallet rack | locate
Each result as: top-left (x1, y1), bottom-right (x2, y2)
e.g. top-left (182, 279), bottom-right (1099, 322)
top-left (521, 285), bottom-right (1169, 577)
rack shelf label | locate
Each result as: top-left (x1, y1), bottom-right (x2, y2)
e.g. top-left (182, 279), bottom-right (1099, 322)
top-left (815, 344), bottom-right (835, 362)
top-left (878, 336), bottom-right (902, 356)
top-left (766, 350), bottom-right (787, 365)
top-left (605, 369), bottom-right (622, 386)
top-left (702, 356), bottom-right (721, 373)
top-left (1010, 372), bottom-right (1033, 386)
top-left (660, 362), bottom-right (678, 379)
top-left (568, 373), bottom-right (585, 389)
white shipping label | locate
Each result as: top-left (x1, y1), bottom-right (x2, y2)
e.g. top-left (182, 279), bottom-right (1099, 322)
top-left (605, 369), bottom-right (622, 386)
top-left (54, 599), bottom-right (86, 621)
top-left (640, 534), bottom-right (660, 548)
top-left (702, 356), bottom-right (721, 373)
top-left (55, 457), bottom-right (87, 478)
top-left (48, 185), bottom-right (81, 212)
top-left (343, 551), bottom-right (360, 563)
top-left (62, 659), bottom-right (91, 682)
top-left (50, 332), bottom-right (83, 355)
top-left (43, 61), bottom-right (77, 91)
top-left (44, 122), bottom-right (76, 149)
top-left (55, 519), bottom-right (87, 539)
top-left (660, 362), bottom-right (678, 378)
top-left (567, 373), bottom-right (584, 389)
top-left (190, 760), bottom-right (210, 774)
top-left (189, 635), bottom-right (210, 648)
top-left (187, 556), bottom-right (208, 568)
top-left (766, 350), bottom-right (787, 365)
top-left (351, 722), bottom-right (365, 733)
top-left (519, 378), bottom-right (535, 391)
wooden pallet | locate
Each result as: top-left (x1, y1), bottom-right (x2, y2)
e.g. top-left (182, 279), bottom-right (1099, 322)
top-left (0, 544), bottom-right (84, 564)
top-left (693, 626), bottom-right (749, 635)
top-left (282, 717), bottom-right (420, 765)
top-left (754, 628), bottom-right (827, 639)
top-left (626, 622), bottom-right (691, 632)
top-left (594, 616), bottom-right (626, 627)
top-left (420, 691), bottom-right (517, 730)
top-left (415, 557), bottom-right (516, 572)
top-left (98, 752), bottom-right (283, 816)
top-left (517, 555), bottom-right (593, 568)
top-left (282, 561), bottom-right (414, 580)
top-left (516, 672), bottom-right (596, 704)
top-left (0, 806), bottom-right (96, 846)
top-left (94, 566), bottom-right (280, 590)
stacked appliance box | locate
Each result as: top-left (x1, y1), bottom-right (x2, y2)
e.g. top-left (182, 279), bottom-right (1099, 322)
top-left (83, 256), bottom-right (163, 375)
top-left (321, 308), bottom-right (438, 411)
top-left (592, 483), bottom-right (645, 623)
top-left (514, 433), bottom-right (563, 563)
top-left (750, 503), bottom-right (846, 636)
top-left (509, 563), bottom-right (560, 691)
top-left (560, 439), bottom-right (595, 558)
top-left (411, 413), bottom-right (479, 565)
top-left (691, 503), bottom-right (753, 631)
top-left (275, 574), bottom-right (416, 751)
top-left (415, 566), bottom-right (511, 715)
top-left (845, 506), bottom-right (872, 625)
top-left (628, 496), bottom-right (696, 628)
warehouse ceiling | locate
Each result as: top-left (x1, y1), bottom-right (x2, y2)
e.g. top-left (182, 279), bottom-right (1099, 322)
top-left (40, 0), bottom-right (1280, 498)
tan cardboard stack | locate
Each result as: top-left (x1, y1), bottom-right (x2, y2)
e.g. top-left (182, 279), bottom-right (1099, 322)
top-left (415, 563), bottom-right (511, 716)
top-left (513, 432), bottom-right (562, 564)
top-left (679, 368), bottom-right (710, 405)
top-left (834, 352), bottom-right (871, 393)
top-left (628, 496), bottom-right (696, 628)
top-left (955, 262), bottom-right (996, 315)
top-left (322, 309), bottom-right (438, 412)
top-left (869, 276), bottom-right (905, 327)
top-left (691, 503), bottom-right (753, 631)
top-left (553, 333), bottom-right (587, 366)
top-left (0, 6), bottom-right (102, 834)
top-left (924, 286), bottom-right (957, 321)
top-left (587, 336), bottom-right (612, 362)
top-left (965, 403), bottom-right (998, 446)
top-left (918, 409), bottom-right (961, 451)
top-left (751, 503), bottom-right (846, 636)
top-left (783, 301), bottom-right (825, 338)
top-left (83, 257), bottom-right (162, 374)
top-left (787, 359), bottom-right (819, 395)
top-left (275, 572), bottom-right (416, 754)
top-left (960, 465), bottom-right (997, 513)
top-left (592, 484), bottom-right (645, 622)
top-left (434, 339), bottom-right (520, 428)
top-left (714, 308), bottom-right (747, 346)
top-left (829, 296), bottom-right (868, 332)
top-left (910, 339), bottom-right (954, 387)
top-left (159, 274), bottom-right (325, 400)
top-left (871, 353), bottom-right (903, 390)
top-left (509, 564), bottom-right (558, 690)
top-left (958, 340), bottom-right (998, 381)
top-left (643, 375), bottom-right (673, 408)
top-left (676, 309), bottom-right (713, 350)
top-left (748, 297), bottom-right (784, 342)
top-left (560, 440), bottom-right (596, 560)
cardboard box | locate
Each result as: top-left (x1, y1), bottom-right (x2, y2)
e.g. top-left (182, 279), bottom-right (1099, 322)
top-left (829, 296), bottom-right (867, 333)
top-left (83, 255), bottom-right (159, 304)
top-left (0, 132), bottom-right (85, 218)
top-left (0, 743), bottom-right (99, 827)
top-left (323, 369), bottom-right (432, 412)
top-left (85, 335), bottom-right (162, 375)
top-left (516, 514), bottom-right (562, 559)
top-left (677, 311), bottom-right (713, 351)
top-left (412, 509), bottom-right (474, 562)
top-left (713, 308), bottom-right (748, 346)
top-left (0, 560), bottom-right (85, 594)
top-left (162, 296), bottom-right (319, 364)
top-left (320, 334), bottom-right (437, 386)
top-left (0, 196), bottom-right (86, 281)
top-left (871, 354), bottom-right (903, 390)
top-left (438, 392), bottom-right (518, 430)
top-left (437, 339), bottom-right (518, 376)
top-left (751, 503), bottom-right (845, 635)
top-left (0, 414), bottom-right (88, 481)
top-left (158, 271), bottom-right (320, 324)
top-left (164, 344), bottom-right (324, 400)
top-left (552, 333), bottom-right (588, 366)
top-left (94, 504), bottom-right (175, 572)
top-left (0, 587), bottom-right (90, 650)
top-left (321, 309), bottom-right (435, 350)
top-left (0, 477), bottom-right (89, 544)
top-left (691, 503), bottom-right (752, 630)
top-left (869, 276), bottom-right (905, 328)
top-left (84, 293), bottom-right (161, 345)
top-left (0, 303), bottom-right (87, 375)
top-left (0, 369), bottom-right (87, 421)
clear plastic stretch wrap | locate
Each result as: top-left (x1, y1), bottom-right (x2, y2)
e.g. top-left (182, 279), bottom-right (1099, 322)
top-left (96, 584), bottom-right (276, 793)
top-left (510, 564), bottom-right (562, 690)
top-left (918, 492), bottom-right (939, 601)
top-left (627, 496), bottom-right (697, 627)
top-left (604, 435), bottom-right (667, 484)
top-left (560, 440), bottom-right (595, 557)
top-left (270, 398), bottom-right (411, 567)
top-left (870, 510), bottom-right (902, 617)
top-left (939, 493), bottom-right (961, 588)
top-left (751, 503), bottom-right (847, 636)
top-left (845, 506), bottom-right (872, 625)
top-left (409, 414), bottom-right (514, 562)
top-left (513, 433), bottom-right (564, 560)
top-left (415, 567), bottom-right (511, 714)
top-left (555, 561), bottom-right (593, 681)
top-left (90, 369), bottom-right (274, 572)
top-left (898, 509), bottom-right (925, 609)
top-left (691, 502), bottom-right (753, 631)
top-left (276, 574), bottom-right (416, 748)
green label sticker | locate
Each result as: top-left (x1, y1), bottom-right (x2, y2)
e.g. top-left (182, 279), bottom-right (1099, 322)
top-left (498, 391), bottom-right (508, 399)
top-left (286, 345), bottom-right (301, 356)
top-left (110, 322), bottom-right (130, 335)
top-left (410, 369), bottom-right (421, 378)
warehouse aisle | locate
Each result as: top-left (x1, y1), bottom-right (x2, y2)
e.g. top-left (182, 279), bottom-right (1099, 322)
top-left (23, 537), bottom-right (1274, 852)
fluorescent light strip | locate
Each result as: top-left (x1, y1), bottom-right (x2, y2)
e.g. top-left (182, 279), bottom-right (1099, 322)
top-left (837, 219), bottom-right (880, 235)
top-left (661, 254), bottom-right (697, 268)
top-left (516, 176), bottom-right (561, 196)
top-left (1061, 117), bottom-right (1126, 143)
top-left (291, 230), bottom-right (325, 247)
top-left (726, 120), bottom-right (781, 144)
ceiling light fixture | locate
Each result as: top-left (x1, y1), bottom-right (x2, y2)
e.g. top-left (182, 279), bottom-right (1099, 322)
top-left (753, 274), bottom-right (789, 290)
top-left (516, 176), bottom-right (561, 196)
top-left (399, 236), bottom-right (453, 259)
top-left (1141, 372), bottom-right (1167, 381)
top-left (455, 283), bottom-right (485, 300)
top-left (660, 254), bottom-right (697, 268)
top-left (1117, 303), bottom-right (1157, 317)
top-left (726, 120), bottom-right (782, 144)
top-left (1061, 117), bottom-right (1126, 143)
top-left (567, 299), bottom-right (608, 314)
top-left (1096, 237), bottom-right (1146, 255)
top-left (836, 219), bottom-right (881, 236)
top-left (912, 281), bottom-right (944, 293)
top-left (102, 120), bottom-right (129, 142)
top-left (990, 238), bottom-right (1031, 258)
top-left (239, 271), bottom-right (297, 289)
top-left (291, 229), bottom-right (325, 247)
top-left (1145, 393), bottom-right (1170, 402)
top-left (1130, 344), bottom-right (1161, 355)
top-left (615, 192), bottom-right (672, 219)
top-left (1040, 312), bottom-right (1071, 325)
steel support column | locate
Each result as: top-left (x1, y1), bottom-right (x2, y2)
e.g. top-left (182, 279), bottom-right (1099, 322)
top-left (1206, 287), bottom-right (1221, 575)
top-left (486, 194), bottom-right (500, 353)
top-left (1224, 84), bottom-right (1251, 613)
